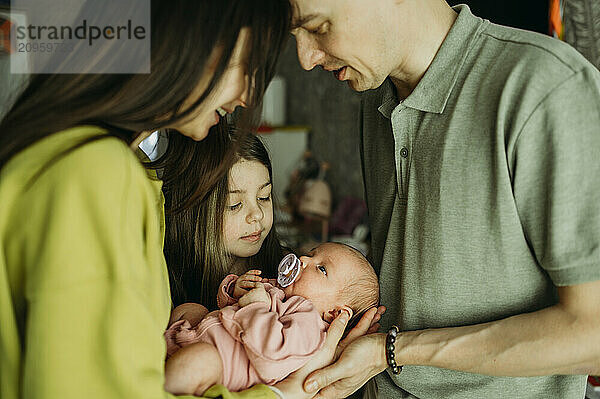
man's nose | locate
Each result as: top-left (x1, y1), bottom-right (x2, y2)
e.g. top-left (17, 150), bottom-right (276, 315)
top-left (295, 34), bottom-right (325, 71)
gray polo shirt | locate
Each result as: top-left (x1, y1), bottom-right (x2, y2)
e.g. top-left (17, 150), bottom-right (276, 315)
top-left (361, 5), bottom-right (600, 398)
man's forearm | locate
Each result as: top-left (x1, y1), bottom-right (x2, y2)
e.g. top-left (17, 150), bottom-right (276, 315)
top-left (396, 298), bottom-right (600, 376)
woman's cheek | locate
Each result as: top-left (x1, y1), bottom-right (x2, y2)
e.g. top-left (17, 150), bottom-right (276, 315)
top-left (219, 69), bottom-right (245, 105)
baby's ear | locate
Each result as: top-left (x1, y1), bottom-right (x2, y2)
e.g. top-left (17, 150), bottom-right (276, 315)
top-left (323, 307), bottom-right (352, 323)
top-left (324, 309), bottom-right (338, 323)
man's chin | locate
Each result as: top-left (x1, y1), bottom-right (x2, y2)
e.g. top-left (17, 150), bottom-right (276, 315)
top-left (355, 79), bottom-right (389, 93)
top-left (348, 82), bottom-right (367, 92)
top-left (346, 78), bottom-right (372, 92)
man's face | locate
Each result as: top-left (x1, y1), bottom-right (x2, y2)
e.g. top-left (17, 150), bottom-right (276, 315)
top-left (290, 0), bottom-right (397, 92)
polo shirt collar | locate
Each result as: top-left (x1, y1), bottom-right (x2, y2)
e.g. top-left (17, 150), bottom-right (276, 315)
top-left (377, 79), bottom-right (399, 118)
top-left (378, 4), bottom-right (487, 116)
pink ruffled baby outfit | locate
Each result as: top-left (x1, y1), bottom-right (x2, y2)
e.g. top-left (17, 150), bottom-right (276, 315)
top-left (164, 275), bottom-right (328, 391)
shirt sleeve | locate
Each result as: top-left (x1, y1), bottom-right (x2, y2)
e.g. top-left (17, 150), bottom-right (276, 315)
top-left (217, 274), bottom-right (239, 308)
top-left (6, 137), bottom-right (269, 399)
top-left (219, 286), bottom-right (326, 384)
top-left (511, 67), bottom-right (600, 286)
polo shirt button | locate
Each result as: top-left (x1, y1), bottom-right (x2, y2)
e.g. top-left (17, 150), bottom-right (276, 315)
top-left (400, 147), bottom-right (408, 158)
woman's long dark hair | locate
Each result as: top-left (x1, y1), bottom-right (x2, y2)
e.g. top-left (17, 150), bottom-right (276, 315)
top-left (0, 0), bottom-right (291, 207)
top-left (164, 132), bottom-right (284, 309)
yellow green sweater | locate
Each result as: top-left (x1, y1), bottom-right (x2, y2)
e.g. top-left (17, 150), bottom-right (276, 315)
top-left (0, 126), bottom-right (276, 399)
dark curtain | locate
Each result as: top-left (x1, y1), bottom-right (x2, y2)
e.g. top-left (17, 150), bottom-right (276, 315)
top-left (448, 0), bottom-right (549, 34)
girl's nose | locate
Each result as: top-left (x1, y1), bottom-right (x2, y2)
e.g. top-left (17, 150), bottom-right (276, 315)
top-left (246, 203), bottom-right (264, 223)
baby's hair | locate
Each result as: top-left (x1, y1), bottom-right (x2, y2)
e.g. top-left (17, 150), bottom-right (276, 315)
top-left (335, 244), bottom-right (380, 329)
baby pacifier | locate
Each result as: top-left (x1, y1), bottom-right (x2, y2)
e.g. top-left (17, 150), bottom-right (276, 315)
top-left (277, 253), bottom-right (302, 287)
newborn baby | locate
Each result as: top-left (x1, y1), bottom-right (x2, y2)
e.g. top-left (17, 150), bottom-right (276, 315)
top-left (164, 242), bottom-right (379, 395)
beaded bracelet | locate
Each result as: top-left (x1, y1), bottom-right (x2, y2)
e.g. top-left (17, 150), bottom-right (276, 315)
top-left (386, 325), bottom-right (402, 374)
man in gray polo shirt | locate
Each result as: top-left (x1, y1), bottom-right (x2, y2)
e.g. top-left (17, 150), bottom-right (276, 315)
top-left (290, 0), bottom-right (600, 398)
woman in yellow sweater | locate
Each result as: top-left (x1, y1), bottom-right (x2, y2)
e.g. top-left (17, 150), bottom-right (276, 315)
top-left (0, 1), bottom-right (359, 398)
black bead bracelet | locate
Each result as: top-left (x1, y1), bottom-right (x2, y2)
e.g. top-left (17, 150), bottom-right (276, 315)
top-left (386, 325), bottom-right (402, 374)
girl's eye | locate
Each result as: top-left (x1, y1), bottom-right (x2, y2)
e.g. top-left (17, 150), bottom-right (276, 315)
top-left (229, 203), bottom-right (241, 211)
top-left (258, 194), bottom-right (271, 202)
top-left (317, 265), bottom-right (327, 276)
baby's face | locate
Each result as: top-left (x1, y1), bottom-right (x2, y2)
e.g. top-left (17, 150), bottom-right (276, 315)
top-left (282, 243), bottom-right (357, 319)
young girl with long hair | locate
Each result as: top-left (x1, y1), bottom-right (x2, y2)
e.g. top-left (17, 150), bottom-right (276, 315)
top-left (164, 131), bottom-right (284, 312)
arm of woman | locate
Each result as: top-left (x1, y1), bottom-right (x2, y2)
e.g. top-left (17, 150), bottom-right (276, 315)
top-left (4, 138), bottom-right (179, 398)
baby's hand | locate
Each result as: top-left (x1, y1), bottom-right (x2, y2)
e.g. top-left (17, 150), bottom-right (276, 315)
top-left (234, 270), bottom-right (264, 299)
top-left (238, 284), bottom-right (270, 308)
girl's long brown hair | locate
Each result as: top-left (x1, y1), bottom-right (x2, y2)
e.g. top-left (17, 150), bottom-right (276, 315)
top-left (0, 0), bottom-right (291, 208)
top-left (164, 131), bottom-right (284, 309)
